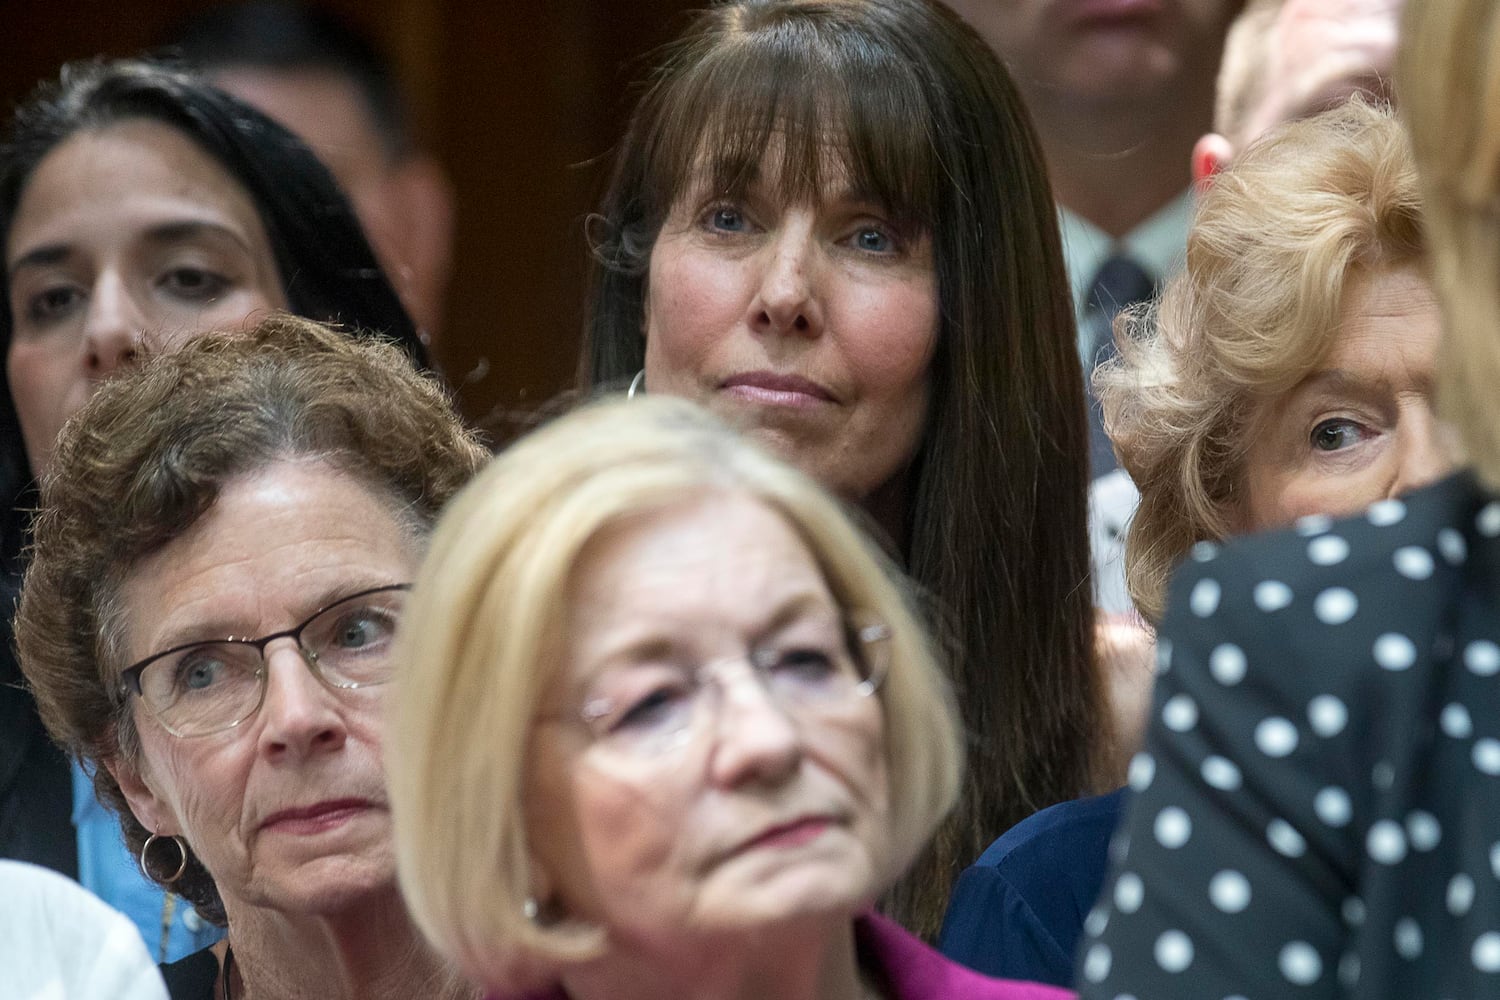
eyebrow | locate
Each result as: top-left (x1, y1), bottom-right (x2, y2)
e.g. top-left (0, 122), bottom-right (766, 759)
top-left (146, 578), bottom-right (402, 653)
top-left (8, 219), bottom-right (257, 283)
top-left (1294, 366), bottom-right (1434, 400)
top-left (587, 592), bottom-right (838, 673)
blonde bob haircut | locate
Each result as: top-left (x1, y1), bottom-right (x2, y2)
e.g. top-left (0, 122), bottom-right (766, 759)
top-left (1399, 0), bottom-right (1500, 491)
top-left (1098, 99), bottom-right (1423, 621)
top-left (388, 395), bottom-right (963, 993)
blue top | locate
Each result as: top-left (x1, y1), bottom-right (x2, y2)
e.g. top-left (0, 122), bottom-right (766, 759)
top-left (73, 762), bottom-right (222, 963)
top-left (939, 788), bottom-right (1127, 987)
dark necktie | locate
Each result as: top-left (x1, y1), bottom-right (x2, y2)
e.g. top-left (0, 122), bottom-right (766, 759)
top-left (1083, 254), bottom-right (1155, 478)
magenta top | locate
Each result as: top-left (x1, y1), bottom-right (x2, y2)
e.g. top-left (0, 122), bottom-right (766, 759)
top-left (490, 911), bottom-right (1075, 1000)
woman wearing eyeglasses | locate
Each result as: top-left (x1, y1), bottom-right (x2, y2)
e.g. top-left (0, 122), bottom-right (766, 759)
top-left (386, 395), bottom-right (1069, 1000)
top-left (15, 313), bottom-right (488, 1000)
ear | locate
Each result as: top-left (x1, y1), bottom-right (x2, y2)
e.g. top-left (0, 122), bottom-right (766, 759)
top-left (105, 755), bottom-right (175, 836)
top-left (390, 154), bottom-right (456, 341)
top-left (1192, 133), bottom-right (1235, 188)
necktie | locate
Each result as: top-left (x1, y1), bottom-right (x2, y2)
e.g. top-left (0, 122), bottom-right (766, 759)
top-left (1083, 254), bottom-right (1155, 477)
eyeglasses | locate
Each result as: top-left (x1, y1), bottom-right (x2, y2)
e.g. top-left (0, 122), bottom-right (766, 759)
top-left (118, 583), bottom-right (411, 739)
top-left (575, 616), bottom-right (891, 761)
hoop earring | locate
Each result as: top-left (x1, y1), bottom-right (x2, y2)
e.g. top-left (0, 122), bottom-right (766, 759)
top-left (139, 832), bottom-right (188, 885)
top-left (627, 369), bottom-right (646, 399)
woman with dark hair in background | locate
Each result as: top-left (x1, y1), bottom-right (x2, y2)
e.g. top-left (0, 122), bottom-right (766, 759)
top-left (582, 0), bottom-right (1116, 938)
top-left (0, 57), bottom-right (425, 961)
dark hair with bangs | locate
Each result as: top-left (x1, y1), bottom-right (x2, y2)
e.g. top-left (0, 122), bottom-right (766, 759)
top-left (0, 57), bottom-right (426, 589)
top-left (583, 0), bottom-right (1098, 938)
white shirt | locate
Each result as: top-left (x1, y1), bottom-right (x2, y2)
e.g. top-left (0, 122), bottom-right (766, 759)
top-left (0, 860), bottom-right (169, 1000)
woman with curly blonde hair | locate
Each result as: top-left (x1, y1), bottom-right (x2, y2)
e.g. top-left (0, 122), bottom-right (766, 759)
top-left (1099, 99), bottom-right (1450, 621)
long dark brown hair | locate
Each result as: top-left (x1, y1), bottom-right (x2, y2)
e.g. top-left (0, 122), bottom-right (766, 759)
top-left (582, 0), bottom-right (1098, 938)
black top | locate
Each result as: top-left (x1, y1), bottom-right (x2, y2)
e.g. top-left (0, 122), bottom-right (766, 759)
top-left (0, 564), bottom-right (75, 878)
top-left (161, 946), bottom-right (220, 1000)
top-left (1080, 471), bottom-right (1500, 997)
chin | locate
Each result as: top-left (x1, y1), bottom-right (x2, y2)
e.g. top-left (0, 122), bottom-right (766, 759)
top-left (701, 853), bottom-right (879, 930)
top-left (253, 851), bottom-right (399, 917)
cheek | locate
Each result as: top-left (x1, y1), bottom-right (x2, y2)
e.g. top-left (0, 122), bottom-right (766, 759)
top-left (7, 338), bottom-right (83, 470)
top-left (643, 244), bottom-right (742, 392)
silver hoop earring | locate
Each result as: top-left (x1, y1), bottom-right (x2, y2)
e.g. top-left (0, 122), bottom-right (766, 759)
top-left (139, 832), bottom-right (188, 885)
top-left (627, 369), bottom-right (646, 399)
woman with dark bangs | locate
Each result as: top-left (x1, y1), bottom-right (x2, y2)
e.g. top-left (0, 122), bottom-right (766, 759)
top-left (583, 0), bottom-right (1113, 940)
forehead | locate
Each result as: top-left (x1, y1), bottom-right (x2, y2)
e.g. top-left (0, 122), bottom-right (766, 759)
top-left (566, 494), bottom-right (836, 646)
top-left (120, 460), bottom-right (418, 658)
top-left (7, 118), bottom-right (267, 261)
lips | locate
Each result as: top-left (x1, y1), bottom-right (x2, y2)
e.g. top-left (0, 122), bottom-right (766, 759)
top-left (1064, 0), bottom-right (1164, 28)
top-left (719, 371), bottom-right (836, 407)
top-left (734, 814), bottom-right (839, 854)
top-left (259, 798), bottom-right (375, 834)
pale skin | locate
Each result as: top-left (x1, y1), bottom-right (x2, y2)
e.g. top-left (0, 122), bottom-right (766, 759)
top-left (1193, 0), bottom-right (1404, 180)
top-left (5, 119), bottom-right (287, 478)
top-left (944, 0), bottom-right (1238, 237)
top-left (1239, 264), bottom-right (1450, 530)
top-left (527, 494), bottom-right (892, 1000)
top-left (109, 460), bottom-right (471, 1000)
top-left (642, 164), bottom-right (936, 505)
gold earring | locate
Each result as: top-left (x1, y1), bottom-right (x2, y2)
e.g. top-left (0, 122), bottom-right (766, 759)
top-left (139, 832), bottom-right (189, 885)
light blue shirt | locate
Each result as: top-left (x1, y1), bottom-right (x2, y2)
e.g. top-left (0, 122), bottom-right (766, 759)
top-left (72, 761), bottom-right (222, 963)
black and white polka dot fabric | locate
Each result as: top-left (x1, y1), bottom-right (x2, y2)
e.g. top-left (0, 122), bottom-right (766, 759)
top-left (1077, 472), bottom-right (1500, 999)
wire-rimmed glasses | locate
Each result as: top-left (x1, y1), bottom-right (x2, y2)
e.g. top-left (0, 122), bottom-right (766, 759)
top-left (575, 615), bottom-right (892, 762)
top-left (118, 583), bottom-right (410, 738)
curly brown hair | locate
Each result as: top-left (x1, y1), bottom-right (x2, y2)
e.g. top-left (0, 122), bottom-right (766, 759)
top-left (14, 312), bottom-right (488, 923)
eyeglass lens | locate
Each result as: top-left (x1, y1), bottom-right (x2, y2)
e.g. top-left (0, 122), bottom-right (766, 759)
top-left (580, 619), bottom-right (889, 759)
top-left (135, 588), bottom-right (406, 737)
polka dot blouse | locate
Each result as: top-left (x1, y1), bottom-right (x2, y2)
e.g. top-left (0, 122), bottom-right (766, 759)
top-left (1077, 472), bottom-right (1500, 998)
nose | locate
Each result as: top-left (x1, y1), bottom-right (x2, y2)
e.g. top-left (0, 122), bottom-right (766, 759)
top-left (705, 670), bottom-right (802, 789)
top-left (83, 272), bottom-right (145, 377)
top-left (1391, 404), bottom-right (1453, 497)
top-left (748, 219), bottom-right (823, 339)
top-left (255, 640), bottom-right (348, 761)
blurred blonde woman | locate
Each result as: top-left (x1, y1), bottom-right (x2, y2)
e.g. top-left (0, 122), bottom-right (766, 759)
top-left (388, 396), bottom-right (1069, 1000)
top-left (1077, 8), bottom-right (1500, 997)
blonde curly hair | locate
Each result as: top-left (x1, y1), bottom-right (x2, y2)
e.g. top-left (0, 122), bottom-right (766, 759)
top-left (1097, 99), bottom-right (1424, 620)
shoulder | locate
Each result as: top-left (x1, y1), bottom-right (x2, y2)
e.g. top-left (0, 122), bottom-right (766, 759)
top-left (1163, 474), bottom-right (1499, 688)
top-left (0, 861), bottom-right (168, 1000)
top-left (858, 912), bottom-right (1072, 1000)
top-left (973, 789), bottom-right (1126, 876)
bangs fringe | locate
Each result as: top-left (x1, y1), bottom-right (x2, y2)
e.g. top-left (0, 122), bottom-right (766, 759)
top-left (643, 16), bottom-right (939, 234)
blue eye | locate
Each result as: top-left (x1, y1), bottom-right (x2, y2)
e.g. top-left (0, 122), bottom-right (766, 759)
top-left (175, 650), bottom-right (230, 692)
top-left (706, 206), bottom-right (749, 233)
top-left (853, 228), bottom-right (893, 253)
top-left (1311, 419), bottom-right (1367, 452)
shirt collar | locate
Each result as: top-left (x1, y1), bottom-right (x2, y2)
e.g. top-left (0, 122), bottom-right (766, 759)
top-left (1059, 186), bottom-right (1196, 322)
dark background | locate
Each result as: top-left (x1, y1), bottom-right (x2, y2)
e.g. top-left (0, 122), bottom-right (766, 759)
top-left (1, 0), bottom-right (701, 437)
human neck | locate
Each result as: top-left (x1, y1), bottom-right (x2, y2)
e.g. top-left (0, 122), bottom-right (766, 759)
top-left (1023, 87), bottom-right (1212, 240)
top-left (559, 916), bottom-right (877, 1000)
top-left (221, 889), bottom-right (471, 1000)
